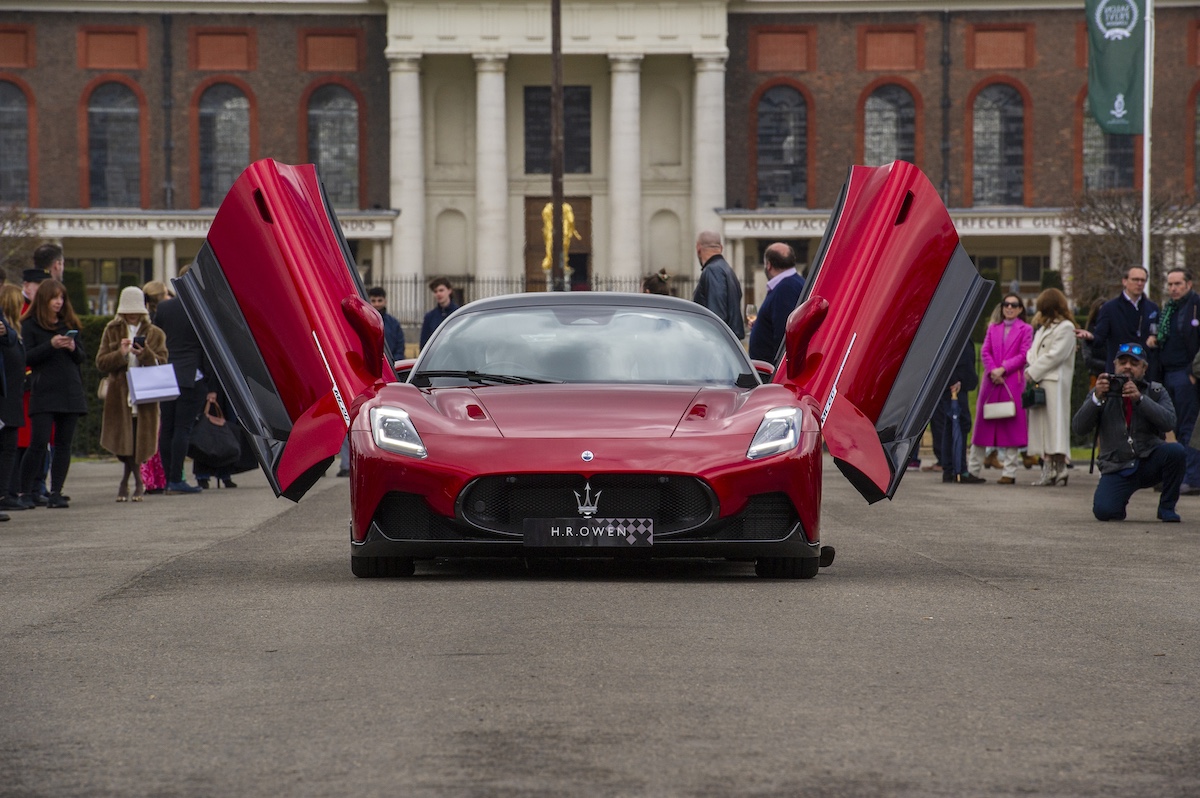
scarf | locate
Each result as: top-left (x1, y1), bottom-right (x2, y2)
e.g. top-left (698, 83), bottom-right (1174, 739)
top-left (1159, 299), bottom-right (1177, 344)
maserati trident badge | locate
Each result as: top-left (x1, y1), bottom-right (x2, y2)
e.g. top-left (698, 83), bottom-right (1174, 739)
top-left (574, 481), bottom-right (601, 518)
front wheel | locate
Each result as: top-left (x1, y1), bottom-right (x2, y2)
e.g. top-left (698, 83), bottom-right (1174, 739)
top-left (755, 556), bottom-right (819, 579)
top-left (351, 555), bottom-right (416, 578)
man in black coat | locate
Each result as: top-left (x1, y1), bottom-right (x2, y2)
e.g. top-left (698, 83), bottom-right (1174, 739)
top-left (692, 231), bottom-right (744, 339)
top-left (1158, 268), bottom-right (1200, 493)
top-left (155, 292), bottom-right (215, 494)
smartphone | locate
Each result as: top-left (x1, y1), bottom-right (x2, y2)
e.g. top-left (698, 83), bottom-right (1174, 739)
top-left (133, 335), bottom-right (146, 348)
top-left (65, 330), bottom-right (79, 339)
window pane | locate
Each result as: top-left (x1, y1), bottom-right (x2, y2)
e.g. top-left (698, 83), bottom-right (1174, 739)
top-left (0, 81), bottom-right (29, 204)
top-left (307, 84), bottom-right (358, 208)
top-left (1082, 97), bottom-right (1134, 191)
top-left (199, 83), bottom-right (250, 207)
top-left (1020, 255), bottom-right (1043, 283)
top-left (524, 86), bottom-right (592, 174)
top-left (88, 82), bottom-right (140, 207)
top-left (972, 84), bottom-right (1024, 205)
top-left (756, 86), bottom-right (807, 208)
top-left (863, 84), bottom-right (915, 166)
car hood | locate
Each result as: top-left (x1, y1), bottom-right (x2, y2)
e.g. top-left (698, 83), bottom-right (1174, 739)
top-left (424, 384), bottom-right (748, 438)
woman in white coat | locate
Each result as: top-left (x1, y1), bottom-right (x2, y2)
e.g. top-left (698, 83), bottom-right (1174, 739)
top-left (1025, 288), bottom-right (1077, 485)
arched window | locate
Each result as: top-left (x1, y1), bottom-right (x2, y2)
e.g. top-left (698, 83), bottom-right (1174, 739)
top-left (1083, 96), bottom-right (1134, 191)
top-left (306, 84), bottom-right (358, 208)
top-left (972, 84), bottom-right (1024, 205)
top-left (0, 81), bottom-right (29, 204)
top-left (863, 84), bottom-right (915, 166)
top-left (88, 82), bottom-right (140, 207)
top-left (199, 83), bottom-right (250, 208)
top-left (756, 85), bottom-right (807, 208)
top-left (1194, 93), bottom-right (1200, 195)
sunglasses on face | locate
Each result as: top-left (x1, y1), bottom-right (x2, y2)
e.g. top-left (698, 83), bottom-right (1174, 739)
top-left (1117, 343), bottom-right (1145, 358)
top-left (1002, 302), bottom-right (1022, 308)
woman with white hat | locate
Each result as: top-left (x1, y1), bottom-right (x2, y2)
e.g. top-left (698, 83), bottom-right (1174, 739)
top-left (95, 286), bottom-right (168, 502)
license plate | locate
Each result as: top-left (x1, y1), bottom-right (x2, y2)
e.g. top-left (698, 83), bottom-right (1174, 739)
top-left (523, 518), bottom-right (653, 547)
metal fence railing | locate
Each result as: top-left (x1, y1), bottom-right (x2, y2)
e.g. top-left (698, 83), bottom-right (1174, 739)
top-left (376, 274), bottom-right (698, 345)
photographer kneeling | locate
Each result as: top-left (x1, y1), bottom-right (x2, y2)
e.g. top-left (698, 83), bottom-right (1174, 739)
top-left (1072, 342), bottom-right (1186, 522)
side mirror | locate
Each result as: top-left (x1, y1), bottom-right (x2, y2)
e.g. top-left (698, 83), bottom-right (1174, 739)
top-left (783, 295), bottom-right (829, 382)
top-left (341, 295), bottom-right (385, 379)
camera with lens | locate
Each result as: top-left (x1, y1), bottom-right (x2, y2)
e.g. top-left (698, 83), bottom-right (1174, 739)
top-left (1107, 374), bottom-right (1128, 394)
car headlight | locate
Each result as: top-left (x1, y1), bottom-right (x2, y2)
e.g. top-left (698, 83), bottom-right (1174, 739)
top-left (747, 407), bottom-right (801, 460)
top-left (370, 407), bottom-right (427, 458)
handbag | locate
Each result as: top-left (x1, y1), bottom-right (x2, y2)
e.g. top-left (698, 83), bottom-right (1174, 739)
top-left (126, 363), bottom-right (180, 405)
top-left (188, 400), bottom-right (241, 468)
top-left (982, 384), bottom-right (1016, 420)
top-left (97, 375), bottom-right (110, 400)
top-left (1021, 381), bottom-right (1047, 408)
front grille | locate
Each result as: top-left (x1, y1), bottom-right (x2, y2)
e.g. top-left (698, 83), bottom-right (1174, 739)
top-left (459, 474), bottom-right (716, 536)
top-left (702, 493), bottom-right (800, 541)
top-left (373, 492), bottom-right (470, 540)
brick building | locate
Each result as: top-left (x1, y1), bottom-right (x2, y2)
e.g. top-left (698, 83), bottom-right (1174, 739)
top-left (0, 0), bottom-right (1197, 321)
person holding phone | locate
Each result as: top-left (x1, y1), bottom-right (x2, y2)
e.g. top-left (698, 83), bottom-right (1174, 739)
top-left (96, 286), bottom-right (169, 502)
top-left (17, 279), bottom-right (86, 509)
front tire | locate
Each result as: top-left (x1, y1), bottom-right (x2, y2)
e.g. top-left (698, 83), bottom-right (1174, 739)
top-left (755, 556), bottom-right (819, 579)
top-left (351, 555), bottom-right (416, 578)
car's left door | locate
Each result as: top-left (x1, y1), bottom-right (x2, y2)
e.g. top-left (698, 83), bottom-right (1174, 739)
top-left (174, 159), bottom-right (394, 500)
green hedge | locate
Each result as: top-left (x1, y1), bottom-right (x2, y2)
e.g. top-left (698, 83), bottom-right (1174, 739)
top-left (72, 314), bottom-right (110, 456)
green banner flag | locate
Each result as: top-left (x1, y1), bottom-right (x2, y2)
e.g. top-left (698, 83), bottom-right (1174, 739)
top-left (1087, 0), bottom-right (1145, 135)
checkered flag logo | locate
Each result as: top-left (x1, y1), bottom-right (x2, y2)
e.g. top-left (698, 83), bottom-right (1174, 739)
top-left (608, 518), bottom-right (653, 546)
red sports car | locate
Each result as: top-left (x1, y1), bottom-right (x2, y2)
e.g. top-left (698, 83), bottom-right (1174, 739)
top-left (175, 159), bottom-right (990, 579)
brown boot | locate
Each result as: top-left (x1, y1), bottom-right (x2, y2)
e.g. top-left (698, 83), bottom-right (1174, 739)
top-left (984, 451), bottom-right (1002, 469)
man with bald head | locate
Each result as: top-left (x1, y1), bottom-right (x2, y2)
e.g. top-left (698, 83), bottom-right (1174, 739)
top-left (692, 230), bottom-right (744, 338)
top-left (748, 242), bottom-right (805, 362)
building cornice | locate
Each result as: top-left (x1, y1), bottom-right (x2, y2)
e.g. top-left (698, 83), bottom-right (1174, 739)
top-left (33, 208), bottom-right (397, 240)
top-left (721, 206), bottom-right (1070, 239)
top-left (385, 1), bottom-right (728, 58)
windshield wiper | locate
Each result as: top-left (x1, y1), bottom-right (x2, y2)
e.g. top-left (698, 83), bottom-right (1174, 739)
top-left (411, 370), bottom-right (558, 387)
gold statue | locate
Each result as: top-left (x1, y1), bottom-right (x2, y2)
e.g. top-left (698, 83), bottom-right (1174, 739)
top-left (541, 201), bottom-right (583, 272)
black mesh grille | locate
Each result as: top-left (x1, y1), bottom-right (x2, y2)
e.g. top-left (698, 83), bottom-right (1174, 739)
top-left (679, 493), bottom-right (800, 541)
top-left (373, 492), bottom-right (469, 540)
top-left (459, 474), bottom-right (715, 536)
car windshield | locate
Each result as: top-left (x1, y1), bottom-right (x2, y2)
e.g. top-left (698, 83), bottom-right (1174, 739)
top-left (413, 303), bottom-right (752, 386)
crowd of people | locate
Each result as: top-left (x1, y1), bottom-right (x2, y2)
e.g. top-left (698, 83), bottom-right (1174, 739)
top-left (0, 245), bottom-right (252, 521)
top-left (687, 233), bottom-right (1197, 525)
top-left (927, 264), bottom-right (1199, 524)
top-left (5, 231), bottom-right (1193, 528)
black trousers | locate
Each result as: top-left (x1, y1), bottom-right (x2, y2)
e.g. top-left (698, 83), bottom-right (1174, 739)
top-left (21, 413), bottom-right (78, 496)
top-left (158, 383), bottom-right (206, 484)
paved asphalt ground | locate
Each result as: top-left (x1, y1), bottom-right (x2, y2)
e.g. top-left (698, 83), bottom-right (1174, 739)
top-left (1, 456), bottom-right (1198, 797)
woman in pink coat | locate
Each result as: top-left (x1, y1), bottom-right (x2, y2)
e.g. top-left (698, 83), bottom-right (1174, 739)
top-left (968, 294), bottom-right (1034, 483)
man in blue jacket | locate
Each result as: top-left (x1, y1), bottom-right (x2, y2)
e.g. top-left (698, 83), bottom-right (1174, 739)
top-left (367, 286), bottom-right (405, 359)
top-left (1084, 265), bottom-right (1159, 373)
top-left (748, 243), bottom-right (805, 363)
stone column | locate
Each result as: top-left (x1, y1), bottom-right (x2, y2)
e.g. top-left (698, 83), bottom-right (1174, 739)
top-left (152, 239), bottom-right (165, 282)
top-left (609, 54), bottom-right (642, 283)
top-left (370, 240), bottom-right (385, 284)
top-left (389, 54), bottom-right (424, 282)
top-left (691, 52), bottom-right (727, 270)
top-left (474, 54), bottom-right (509, 288)
top-left (164, 238), bottom-right (178, 282)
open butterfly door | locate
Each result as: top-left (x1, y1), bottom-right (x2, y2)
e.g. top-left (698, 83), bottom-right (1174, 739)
top-left (777, 162), bottom-right (993, 503)
top-left (174, 159), bottom-right (396, 501)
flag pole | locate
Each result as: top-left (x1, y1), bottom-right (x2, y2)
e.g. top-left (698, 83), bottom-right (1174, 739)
top-left (1142, 0), bottom-right (1154, 273)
